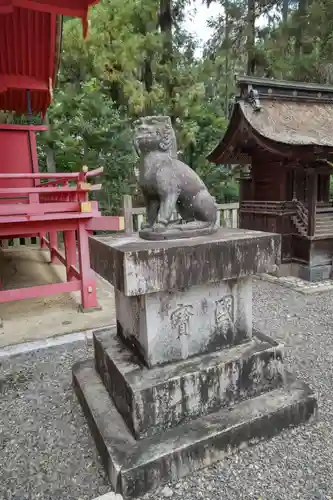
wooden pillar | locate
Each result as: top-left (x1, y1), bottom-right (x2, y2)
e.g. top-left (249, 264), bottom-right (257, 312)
top-left (49, 231), bottom-right (60, 264)
top-left (292, 168), bottom-right (297, 200)
top-left (123, 194), bottom-right (134, 234)
top-left (307, 169), bottom-right (317, 237)
top-left (77, 222), bottom-right (97, 310)
top-left (250, 167), bottom-right (255, 200)
top-left (321, 173), bottom-right (330, 203)
top-left (64, 230), bottom-right (77, 281)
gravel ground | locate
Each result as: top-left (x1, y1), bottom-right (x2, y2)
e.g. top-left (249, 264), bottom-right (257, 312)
top-left (1, 279), bottom-right (333, 500)
top-left (0, 340), bottom-right (110, 500)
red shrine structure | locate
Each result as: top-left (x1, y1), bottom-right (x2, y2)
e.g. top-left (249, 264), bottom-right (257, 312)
top-left (0, 0), bottom-right (123, 309)
top-left (209, 76), bottom-right (333, 282)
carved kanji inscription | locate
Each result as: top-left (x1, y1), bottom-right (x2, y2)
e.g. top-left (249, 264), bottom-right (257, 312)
top-left (215, 295), bottom-right (234, 335)
top-left (171, 304), bottom-right (194, 339)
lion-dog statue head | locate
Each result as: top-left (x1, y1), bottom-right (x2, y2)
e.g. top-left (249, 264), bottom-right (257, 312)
top-left (133, 115), bottom-right (177, 158)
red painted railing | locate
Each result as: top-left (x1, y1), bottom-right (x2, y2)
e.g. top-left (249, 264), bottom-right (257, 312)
top-left (0, 166), bottom-right (123, 309)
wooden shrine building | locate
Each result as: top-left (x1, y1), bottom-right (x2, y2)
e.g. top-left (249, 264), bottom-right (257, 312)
top-left (208, 76), bottom-right (333, 282)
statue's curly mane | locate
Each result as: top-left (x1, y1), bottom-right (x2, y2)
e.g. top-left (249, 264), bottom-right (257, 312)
top-left (158, 122), bottom-right (177, 156)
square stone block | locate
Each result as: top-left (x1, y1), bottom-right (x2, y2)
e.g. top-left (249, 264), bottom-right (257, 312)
top-left (94, 328), bottom-right (285, 439)
top-left (89, 229), bottom-right (281, 296)
top-left (115, 277), bottom-right (252, 366)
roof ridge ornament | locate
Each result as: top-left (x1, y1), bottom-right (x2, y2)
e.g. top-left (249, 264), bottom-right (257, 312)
top-left (247, 85), bottom-right (261, 112)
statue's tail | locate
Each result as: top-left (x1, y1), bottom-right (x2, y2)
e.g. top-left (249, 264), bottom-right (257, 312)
top-left (175, 221), bottom-right (217, 232)
top-left (140, 221), bottom-right (217, 240)
top-left (193, 190), bottom-right (218, 223)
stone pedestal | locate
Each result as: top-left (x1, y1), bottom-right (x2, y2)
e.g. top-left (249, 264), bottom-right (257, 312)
top-left (73, 228), bottom-right (316, 498)
top-left (114, 277), bottom-right (252, 366)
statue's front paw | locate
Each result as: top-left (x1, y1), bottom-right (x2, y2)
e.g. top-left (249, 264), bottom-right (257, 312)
top-left (152, 222), bottom-right (167, 233)
top-left (141, 222), bottom-right (153, 231)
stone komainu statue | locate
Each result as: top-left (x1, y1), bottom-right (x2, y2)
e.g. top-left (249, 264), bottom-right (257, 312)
top-left (133, 116), bottom-right (217, 240)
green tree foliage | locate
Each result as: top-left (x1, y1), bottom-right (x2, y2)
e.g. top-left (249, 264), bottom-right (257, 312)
top-left (43, 0), bottom-right (236, 211)
top-left (44, 0), bottom-right (333, 211)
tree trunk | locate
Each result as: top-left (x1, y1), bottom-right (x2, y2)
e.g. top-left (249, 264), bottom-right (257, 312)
top-left (282, 0), bottom-right (289, 22)
top-left (139, 16), bottom-right (156, 97)
top-left (295, 0), bottom-right (307, 58)
top-left (246, 0), bottom-right (256, 75)
top-left (159, 0), bottom-right (174, 121)
top-left (159, 0), bottom-right (173, 65)
top-left (224, 0), bottom-right (230, 115)
top-left (143, 58), bottom-right (153, 93)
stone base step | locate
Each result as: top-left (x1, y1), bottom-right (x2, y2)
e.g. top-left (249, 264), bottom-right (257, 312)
top-left (73, 359), bottom-right (317, 499)
top-left (94, 327), bottom-right (285, 440)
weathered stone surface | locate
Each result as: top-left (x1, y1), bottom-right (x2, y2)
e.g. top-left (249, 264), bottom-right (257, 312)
top-left (94, 328), bottom-right (285, 439)
top-left (76, 227), bottom-right (316, 500)
top-left (139, 223), bottom-right (217, 240)
top-left (94, 329), bottom-right (283, 438)
top-left (72, 359), bottom-right (136, 489)
top-left (89, 229), bottom-right (281, 296)
top-left (132, 116), bottom-right (217, 239)
top-left (73, 359), bottom-right (317, 499)
top-left (115, 277), bottom-right (252, 366)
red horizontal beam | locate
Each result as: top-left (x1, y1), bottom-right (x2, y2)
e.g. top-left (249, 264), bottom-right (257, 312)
top-left (0, 220), bottom-right (79, 236)
top-left (86, 166), bottom-right (104, 178)
top-left (0, 173), bottom-right (80, 180)
top-left (86, 216), bottom-right (124, 231)
top-left (0, 74), bottom-right (48, 93)
top-left (38, 170), bottom-right (104, 187)
top-left (0, 185), bottom-right (101, 194)
top-left (0, 280), bottom-right (81, 304)
top-left (0, 201), bottom-right (82, 216)
top-left (2, 233), bottom-right (39, 238)
top-left (0, 212), bottom-right (100, 227)
top-left (0, 124), bottom-right (48, 132)
top-left (0, 167), bottom-right (103, 180)
top-left (0, 0), bottom-right (99, 17)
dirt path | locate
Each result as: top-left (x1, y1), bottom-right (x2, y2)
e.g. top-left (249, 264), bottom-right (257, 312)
top-left (0, 247), bottom-right (116, 348)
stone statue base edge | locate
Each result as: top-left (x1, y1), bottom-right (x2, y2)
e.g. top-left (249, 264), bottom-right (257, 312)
top-left (139, 224), bottom-right (218, 240)
top-left (72, 329), bottom-right (316, 498)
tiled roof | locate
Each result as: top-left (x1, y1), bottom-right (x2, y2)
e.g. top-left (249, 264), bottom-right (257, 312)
top-left (208, 76), bottom-right (333, 164)
top-left (241, 100), bottom-right (333, 147)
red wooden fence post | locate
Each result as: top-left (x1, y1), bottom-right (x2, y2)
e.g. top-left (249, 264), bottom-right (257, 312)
top-left (49, 230), bottom-right (60, 264)
top-left (40, 232), bottom-right (47, 248)
top-left (77, 222), bottom-right (97, 310)
top-left (64, 230), bottom-right (77, 281)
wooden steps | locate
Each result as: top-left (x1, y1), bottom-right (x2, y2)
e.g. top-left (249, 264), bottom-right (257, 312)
top-left (315, 212), bottom-right (333, 236)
